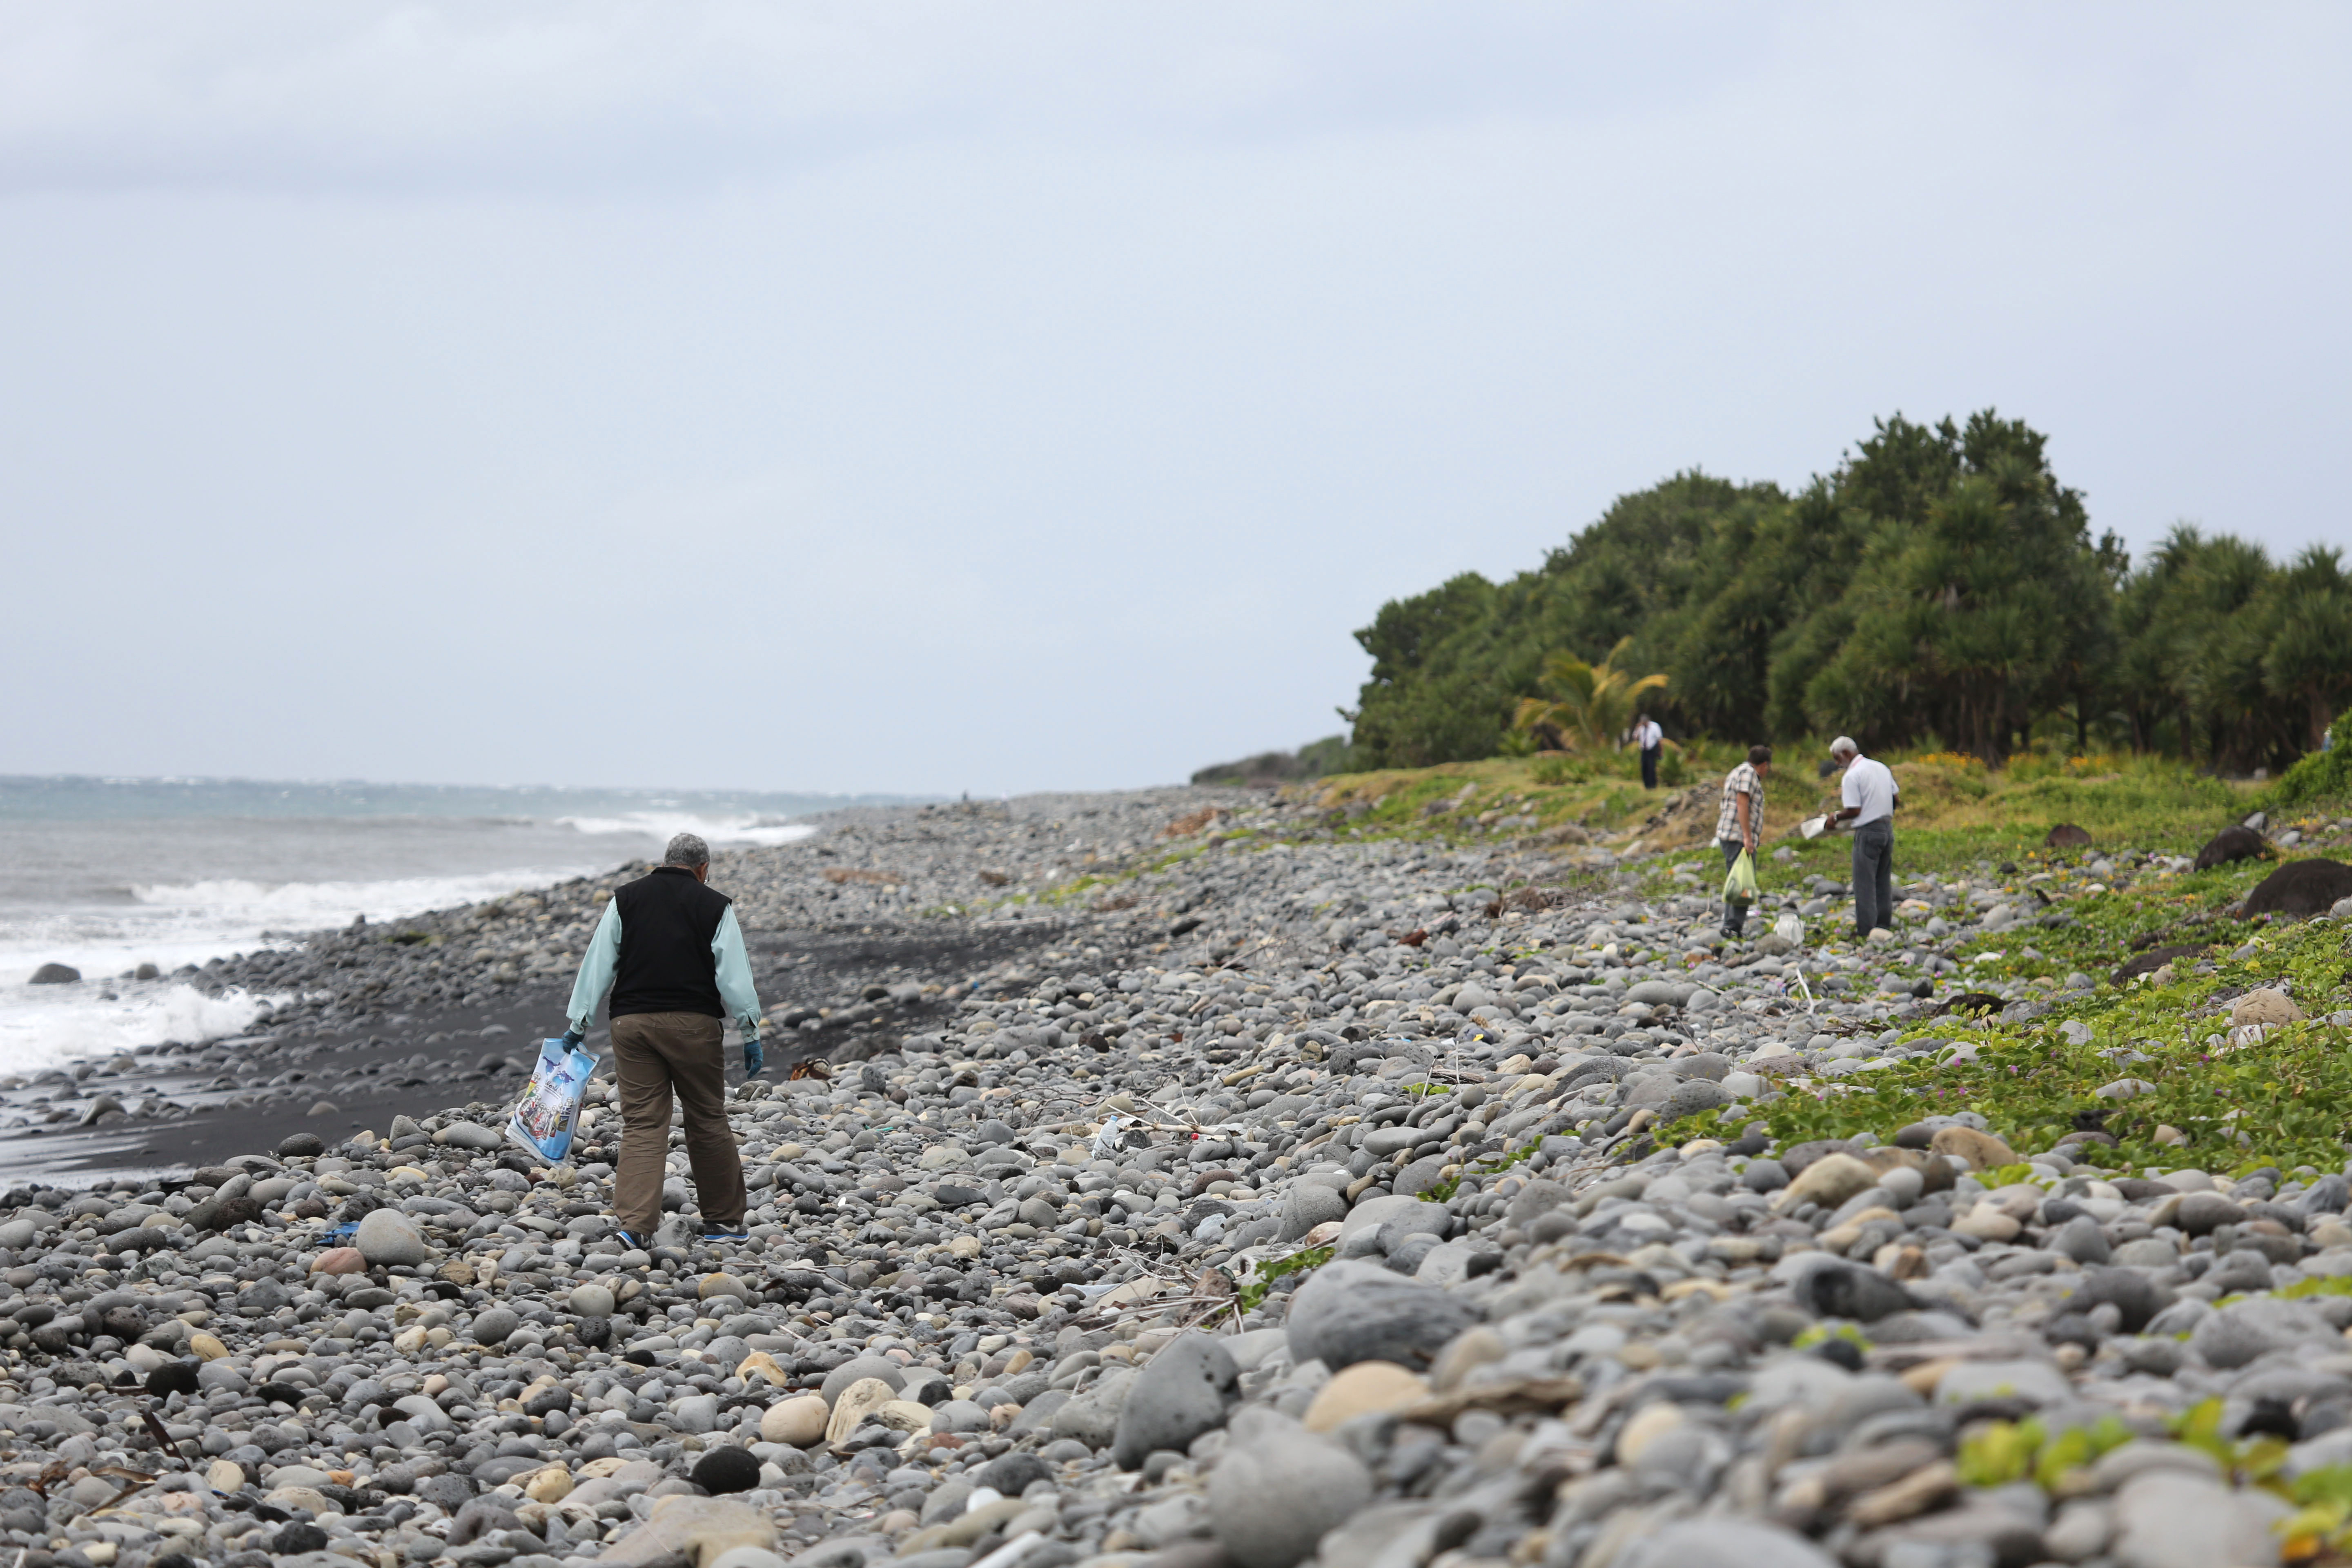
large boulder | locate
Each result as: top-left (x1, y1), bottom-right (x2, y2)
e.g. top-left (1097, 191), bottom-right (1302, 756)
top-left (2243, 859), bottom-right (2352, 920)
top-left (1110, 1332), bottom-right (1238, 1468)
top-left (1284, 1260), bottom-right (1479, 1372)
top-left (1207, 1411), bottom-right (1374, 1568)
top-left (27, 964), bottom-right (79, 985)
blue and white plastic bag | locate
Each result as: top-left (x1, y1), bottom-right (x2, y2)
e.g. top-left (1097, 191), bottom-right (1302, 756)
top-left (508, 1036), bottom-right (600, 1164)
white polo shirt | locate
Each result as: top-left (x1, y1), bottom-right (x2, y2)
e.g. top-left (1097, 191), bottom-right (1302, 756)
top-left (1633, 720), bottom-right (1662, 750)
top-left (1841, 755), bottom-right (1898, 825)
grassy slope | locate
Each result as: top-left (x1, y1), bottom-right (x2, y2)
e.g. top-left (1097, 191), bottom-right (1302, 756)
top-left (1294, 748), bottom-right (2352, 1175)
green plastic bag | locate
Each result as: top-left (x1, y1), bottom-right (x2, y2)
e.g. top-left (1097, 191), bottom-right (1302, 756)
top-left (1722, 849), bottom-right (1760, 906)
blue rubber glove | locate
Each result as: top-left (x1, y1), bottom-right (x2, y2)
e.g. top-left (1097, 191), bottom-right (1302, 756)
top-left (560, 1029), bottom-right (585, 1050)
top-left (742, 1027), bottom-right (764, 1078)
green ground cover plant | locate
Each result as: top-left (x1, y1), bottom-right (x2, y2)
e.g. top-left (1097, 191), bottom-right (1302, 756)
top-left (1675, 906), bottom-right (2352, 1175)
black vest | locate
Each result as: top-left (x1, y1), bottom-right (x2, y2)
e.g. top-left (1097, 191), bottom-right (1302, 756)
top-left (609, 866), bottom-right (733, 1019)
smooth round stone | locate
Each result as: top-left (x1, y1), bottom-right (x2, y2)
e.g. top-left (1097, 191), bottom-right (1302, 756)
top-left (354, 1208), bottom-right (426, 1266)
top-left (760, 1394), bottom-right (829, 1446)
top-left (470, 1307), bottom-right (521, 1346)
top-left (1208, 1414), bottom-right (1375, 1568)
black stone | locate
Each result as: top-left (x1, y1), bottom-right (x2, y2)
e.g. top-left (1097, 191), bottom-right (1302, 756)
top-left (2194, 825), bottom-right (2268, 872)
top-left (1811, 1337), bottom-right (1864, 1371)
top-left (691, 1446), bottom-right (762, 1495)
top-left (271, 1524), bottom-right (331, 1556)
top-left (1797, 1262), bottom-right (1916, 1323)
top-left (2243, 859), bottom-right (2352, 920)
top-left (2241, 1398), bottom-right (2301, 1441)
top-left (145, 1362), bottom-right (201, 1396)
top-left (276, 1133), bottom-right (325, 1158)
top-left (976, 1452), bottom-right (1051, 1496)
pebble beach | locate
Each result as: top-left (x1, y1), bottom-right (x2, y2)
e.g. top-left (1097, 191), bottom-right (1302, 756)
top-left (2, 786), bottom-right (2351, 1568)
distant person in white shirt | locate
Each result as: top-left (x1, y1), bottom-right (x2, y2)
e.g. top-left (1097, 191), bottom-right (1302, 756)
top-left (1632, 714), bottom-right (1664, 790)
top-left (1829, 737), bottom-right (1899, 940)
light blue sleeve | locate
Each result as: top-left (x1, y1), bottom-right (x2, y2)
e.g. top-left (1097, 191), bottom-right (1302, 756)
top-left (566, 900), bottom-right (624, 1033)
top-left (712, 906), bottom-right (764, 1032)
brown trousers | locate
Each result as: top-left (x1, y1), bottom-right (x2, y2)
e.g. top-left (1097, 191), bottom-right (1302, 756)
top-left (611, 1011), bottom-right (745, 1238)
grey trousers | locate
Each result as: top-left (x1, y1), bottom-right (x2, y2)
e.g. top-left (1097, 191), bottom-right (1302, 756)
top-left (1852, 818), bottom-right (1895, 937)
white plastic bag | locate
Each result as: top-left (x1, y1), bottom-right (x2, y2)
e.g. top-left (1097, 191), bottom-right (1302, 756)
top-left (508, 1036), bottom-right (600, 1164)
top-left (1774, 912), bottom-right (1806, 947)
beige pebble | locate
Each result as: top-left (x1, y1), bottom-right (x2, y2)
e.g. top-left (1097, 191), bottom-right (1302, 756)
top-left (1929, 1125), bottom-right (2019, 1171)
top-left (761, 1393), bottom-right (829, 1446)
top-left (1952, 1204), bottom-right (2021, 1242)
top-left (1774, 1152), bottom-right (1878, 1212)
top-left (1616, 1401), bottom-right (1684, 1463)
top-left (2231, 988), bottom-right (2304, 1028)
top-left (1303, 1361), bottom-right (1430, 1433)
top-left (187, 1332), bottom-right (229, 1361)
top-left (524, 1466), bottom-right (572, 1503)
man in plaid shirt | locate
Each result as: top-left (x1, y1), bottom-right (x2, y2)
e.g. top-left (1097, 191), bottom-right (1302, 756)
top-left (1715, 744), bottom-right (1771, 938)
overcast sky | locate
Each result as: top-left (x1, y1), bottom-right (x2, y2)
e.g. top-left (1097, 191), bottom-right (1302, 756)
top-left (3, 4), bottom-right (2345, 797)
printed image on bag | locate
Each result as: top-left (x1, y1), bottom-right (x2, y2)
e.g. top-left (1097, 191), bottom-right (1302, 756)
top-left (507, 1037), bottom-right (601, 1164)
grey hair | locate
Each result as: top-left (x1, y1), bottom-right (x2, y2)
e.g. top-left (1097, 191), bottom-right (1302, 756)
top-left (1829, 736), bottom-right (1860, 759)
top-left (663, 832), bottom-right (711, 869)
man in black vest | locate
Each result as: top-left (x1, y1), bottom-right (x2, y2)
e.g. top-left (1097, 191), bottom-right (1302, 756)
top-left (563, 832), bottom-right (766, 1251)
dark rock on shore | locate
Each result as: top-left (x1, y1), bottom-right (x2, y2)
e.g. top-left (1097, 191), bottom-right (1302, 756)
top-left (2195, 823), bottom-right (2268, 871)
top-left (2242, 858), bottom-right (2352, 919)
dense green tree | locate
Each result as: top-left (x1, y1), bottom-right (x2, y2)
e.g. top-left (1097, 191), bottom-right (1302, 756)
top-left (1797, 417), bottom-right (2111, 764)
top-left (1343, 411), bottom-right (2339, 774)
top-left (2263, 546), bottom-right (2352, 752)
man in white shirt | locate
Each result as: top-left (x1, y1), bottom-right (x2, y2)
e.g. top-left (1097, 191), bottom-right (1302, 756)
top-left (1632, 714), bottom-right (1664, 790)
top-left (1829, 736), bottom-right (1899, 939)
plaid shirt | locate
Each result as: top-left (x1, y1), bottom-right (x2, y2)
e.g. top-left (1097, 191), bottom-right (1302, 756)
top-left (1716, 762), bottom-right (1762, 845)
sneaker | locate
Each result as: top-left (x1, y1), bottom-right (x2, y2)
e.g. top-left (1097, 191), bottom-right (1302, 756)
top-left (615, 1229), bottom-right (651, 1254)
top-left (702, 1225), bottom-right (750, 1243)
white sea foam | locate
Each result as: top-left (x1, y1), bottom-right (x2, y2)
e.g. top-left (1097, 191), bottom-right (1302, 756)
top-left (0, 982), bottom-right (281, 1076)
top-left (557, 812), bottom-right (816, 849)
top-left (0, 864), bottom-right (598, 1074)
top-left (126, 866), bottom-right (603, 925)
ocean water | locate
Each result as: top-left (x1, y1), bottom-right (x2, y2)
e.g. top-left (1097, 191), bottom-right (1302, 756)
top-left (0, 775), bottom-right (889, 1073)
